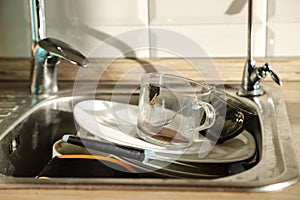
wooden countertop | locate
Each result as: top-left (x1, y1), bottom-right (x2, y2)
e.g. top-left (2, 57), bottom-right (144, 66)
top-left (0, 58), bottom-right (300, 199)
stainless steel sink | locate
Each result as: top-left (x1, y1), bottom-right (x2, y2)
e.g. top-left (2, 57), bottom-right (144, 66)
top-left (0, 82), bottom-right (299, 192)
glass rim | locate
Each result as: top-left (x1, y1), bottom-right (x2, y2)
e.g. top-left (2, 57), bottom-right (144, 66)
top-left (141, 72), bottom-right (212, 92)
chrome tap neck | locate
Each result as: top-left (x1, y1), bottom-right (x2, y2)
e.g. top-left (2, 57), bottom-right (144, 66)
top-left (238, 0), bottom-right (281, 97)
top-left (28, 0), bottom-right (88, 95)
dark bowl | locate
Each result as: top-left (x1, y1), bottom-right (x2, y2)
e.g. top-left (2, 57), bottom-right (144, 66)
top-left (200, 89), bottom-right (257, 143)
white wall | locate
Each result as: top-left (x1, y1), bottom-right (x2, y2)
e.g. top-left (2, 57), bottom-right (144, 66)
top-left (0, 0), bottom-right (299, 58)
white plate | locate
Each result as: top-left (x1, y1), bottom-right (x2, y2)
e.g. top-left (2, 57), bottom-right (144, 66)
top-left (73, 100), bottom-right (256, 162)
top-left (73, 100), bottom-right (212, 155)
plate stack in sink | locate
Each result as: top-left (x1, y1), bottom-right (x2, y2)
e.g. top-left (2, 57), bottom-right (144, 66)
top-left (71, 100), bottom-right (257, 178)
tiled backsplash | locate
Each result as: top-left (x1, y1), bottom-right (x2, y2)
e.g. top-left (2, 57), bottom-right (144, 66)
top-left (0, 0), bottom-right (299, 58)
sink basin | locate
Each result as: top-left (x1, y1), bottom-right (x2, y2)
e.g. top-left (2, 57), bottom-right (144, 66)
top-left (0, 82), bottom-right (299, 191)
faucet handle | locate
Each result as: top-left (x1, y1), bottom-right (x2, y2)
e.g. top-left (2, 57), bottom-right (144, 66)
top-left (261, 62), bottom-right (282, 86)
top-left (39, 38), bottom-right (89, 67)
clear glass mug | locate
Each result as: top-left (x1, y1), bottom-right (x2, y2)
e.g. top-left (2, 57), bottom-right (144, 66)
top-left (137, 73), bottom-right (216, 149)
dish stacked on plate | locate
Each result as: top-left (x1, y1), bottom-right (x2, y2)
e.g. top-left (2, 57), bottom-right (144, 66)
top-left (54, 99), bottom-right (257, 178)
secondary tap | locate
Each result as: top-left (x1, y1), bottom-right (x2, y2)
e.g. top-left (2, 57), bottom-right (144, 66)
top-left (238, 0), bottom-right (281, 96)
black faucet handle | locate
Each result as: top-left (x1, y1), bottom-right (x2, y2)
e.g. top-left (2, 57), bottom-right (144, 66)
top-left (262, 62), bottom-right (282, 86)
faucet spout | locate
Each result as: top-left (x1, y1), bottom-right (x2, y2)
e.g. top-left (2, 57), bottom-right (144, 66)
top-left (38, 38), bottom-right (89, 67)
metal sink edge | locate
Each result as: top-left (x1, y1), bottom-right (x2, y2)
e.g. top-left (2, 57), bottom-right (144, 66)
top-left (0, 83), bottom-right (299, 192)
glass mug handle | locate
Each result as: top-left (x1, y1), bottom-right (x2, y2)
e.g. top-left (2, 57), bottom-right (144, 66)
top-left (194, 101), bottom-right (216, 131)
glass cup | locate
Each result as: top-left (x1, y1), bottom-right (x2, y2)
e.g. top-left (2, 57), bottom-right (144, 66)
top-left (136, 73), bottom-right (216, 149)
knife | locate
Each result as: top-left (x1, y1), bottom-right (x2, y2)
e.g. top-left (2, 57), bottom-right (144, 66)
top-left (62, 134), bottom-right (197, 168)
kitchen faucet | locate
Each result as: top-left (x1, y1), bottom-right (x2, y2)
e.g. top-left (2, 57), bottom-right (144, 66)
top-left (29, 0), bottom-right (88, 95)
top-left (238, 0), bottom-right (282, 96)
